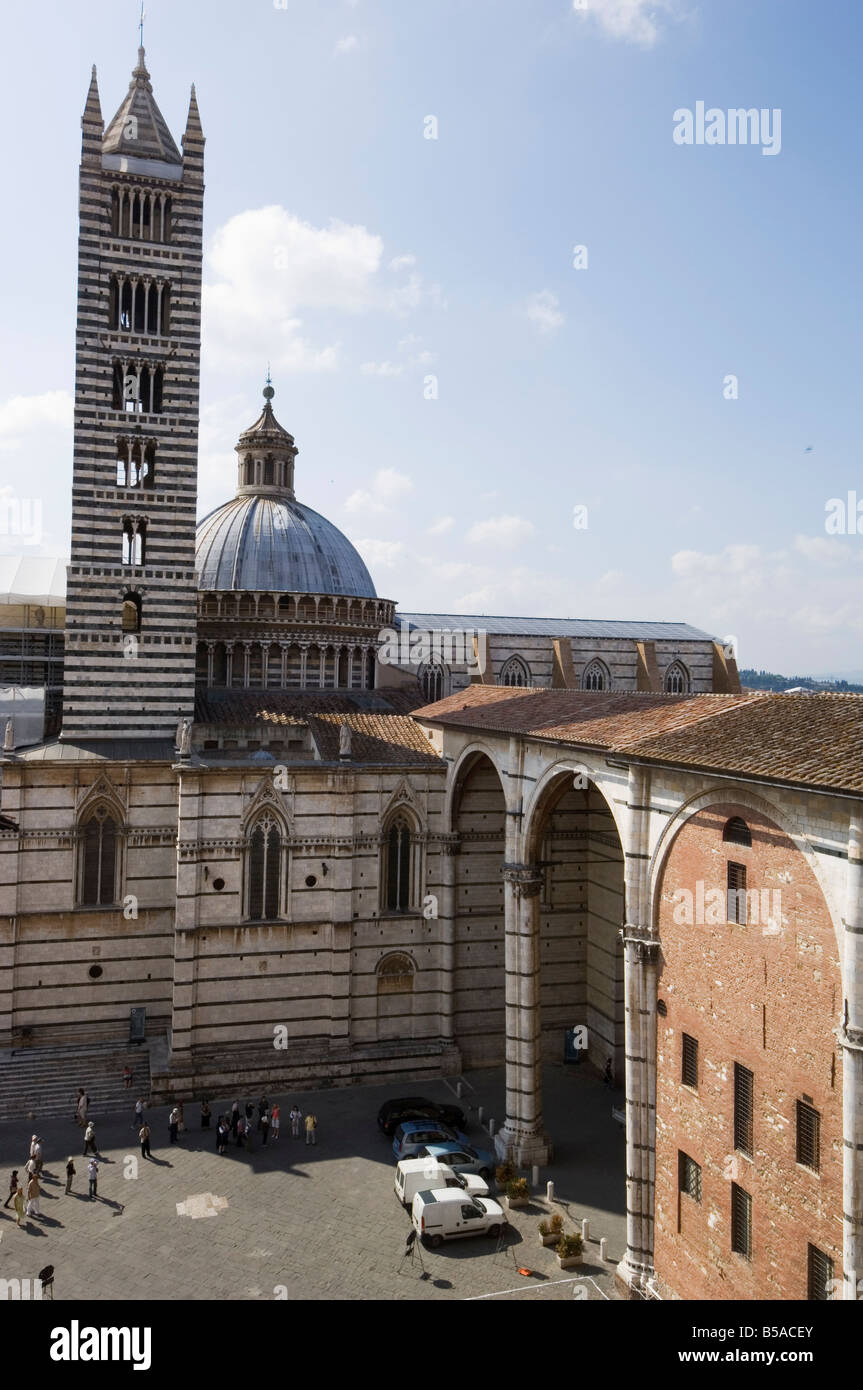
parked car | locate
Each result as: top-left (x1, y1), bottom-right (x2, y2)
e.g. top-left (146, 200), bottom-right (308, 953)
top-left (395, 1157), bottom-right (489, 1208)
top-left (417, 1141), bottom-right (496, 1182)
top-left (392, 1121), bottom-right (469, 1162)
top-left (411, 1187), bottom-right (505, 1247)
top-left (377, 1096), bottom-right (467, 1137)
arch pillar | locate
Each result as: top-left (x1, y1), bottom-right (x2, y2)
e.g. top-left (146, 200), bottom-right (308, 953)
top-left (439, 835), bottom-right (459, 1042)
top-left (842, 815), bottom-right (863, 1299)
top-left (495, 864), bottom-right (551, 1166)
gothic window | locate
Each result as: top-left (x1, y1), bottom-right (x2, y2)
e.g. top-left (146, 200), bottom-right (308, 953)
top-left (664, 660), bottom-right (690, 694)
top-left (500, 655), bottom-right (531, 687)
top-left (366, 649), bottom-right (376, 690)
top-left (418, 660), bottom-right (448, 704)
top-left (121, 519), bottom-right (145, 566)
top-left (121, 592), bottom-right (141, 633)
top-left (723, 816), bottom-right (752, 847)
top-left (113, 363), bottom-right (163, 414)
top-left (264, 455), bottom-right (274, 485)
top-left (116, 438), bottom-right (156, 488)
top-left (382, 813), bottom-right (417, 913)
top-left (112, 188), bottom-right (172, 242)
top-left (581, 659), bottom-right (609, 691)
top-left (78, 806), bottom-right (119, 906)
top-left (247, 812), bottom-right (282, 921)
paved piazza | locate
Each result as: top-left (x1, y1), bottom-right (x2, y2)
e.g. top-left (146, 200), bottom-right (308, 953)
top-left (0, 1064), bottom-right (626, 1302)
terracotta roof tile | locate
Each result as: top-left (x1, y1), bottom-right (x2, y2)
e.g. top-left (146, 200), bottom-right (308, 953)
top-left (308, 713), bottom-right (442, 765)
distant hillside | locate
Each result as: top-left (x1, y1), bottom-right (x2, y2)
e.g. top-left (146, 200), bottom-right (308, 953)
top-left (739, 668), bottom-right (863, 694)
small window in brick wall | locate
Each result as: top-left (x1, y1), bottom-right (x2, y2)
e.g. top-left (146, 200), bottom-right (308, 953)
top-left (807, 1244), bottom-right (834, 1300)
top-left (734, 1064), bottom-right (754, 1156)
top-left (723, 816), bottom-right (752, 847)
top-left (796, 1101), bottom-right (821, 1171)
top-left (678, 1151), bottom-right (702, 1203)
top-left (681, 1033), bottom-right (698, 1088)
top-left (727, 861), bottom-right (747, 923)
top-left (731, 1183), bottom-right (753, 1260)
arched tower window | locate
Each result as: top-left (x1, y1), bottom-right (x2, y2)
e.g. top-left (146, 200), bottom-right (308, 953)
top-left (381, 813), bottom-right (419, 913)
top-left (723, 816), bottom-right (752, 848)
top-left (78, 805), bottom-right (119, 906)
top-left (664, 660), bottom-right (690, 694)
top-left (121, 592), bottom-right (142, 633)
top-left (500, 655), bottom-right (531, 687)
top-left (247, 811), bottom-right (283, 921)
top-left (418, 660), bottom-right (449, 705)
top-left (581, 659), bottom-right (609, 692)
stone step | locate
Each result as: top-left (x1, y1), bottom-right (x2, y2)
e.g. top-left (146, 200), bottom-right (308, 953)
top-left (0, 1043), bottom-right (152, 1122)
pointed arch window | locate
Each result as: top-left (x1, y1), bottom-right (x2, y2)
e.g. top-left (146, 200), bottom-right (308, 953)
top-left (581, 659), bottom-right (609, 692)
top-left (78, 805), bottom-right (119, 906)
top-left (247, 811), bottom-right (283, 921)
top-left (418, 660), bottom-right (448, 705)
top-left (381, 812), bottom-right (420, 913)
top-left (121, 591), bottom-right (142, 633)
top-left (500, 655), bottom-right (531, 687)
top-left (664, 660), bottom-right (690, 694)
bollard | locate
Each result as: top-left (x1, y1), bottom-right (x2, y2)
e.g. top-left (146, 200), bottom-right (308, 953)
top-left (546, 1180), bottom-right (555, 1204)
top-left (532, 1164), bottom-right (540, 1187)
top-left (456, 1081), bottom-right (463, 1098)
top-left (477, 1105), bottom-right (484, 1123)
top-left (489, 1118), bottom-right (496, 1136)
top-left (600, 1237), bottom-right (608, 1262)
top-left (581, 1218), bottom-right (591, 1242)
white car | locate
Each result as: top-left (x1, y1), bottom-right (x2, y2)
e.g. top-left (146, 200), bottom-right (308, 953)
top-left (411, 1187), bottom-right (506, 1247)
top-left (395, 1157), bottom-right (489, 1209)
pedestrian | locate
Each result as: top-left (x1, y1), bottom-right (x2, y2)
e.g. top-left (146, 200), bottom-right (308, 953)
top-left (134, 1096), bottom-right (144, 1130)
top-left (604, 1057), bottom-right (613, 1089)
top-left (260, 1110), bottom-right (270, 1146)
top-left (76, 1089), bottom-right (89, 1127)
top-left (305, 1112), bottom-right (317, 1146)
top-left (169, 1106), bottom-right (180, 1143)
top-left (230, 1100), bottom-right (239, 1136)
top-left (123, 1065), bottom-right (132, 1090)
top-left (139, 1124), bottom-right (151, 1160)
top-left (271, 1104), bottom-right (280, 1142)
top-left (87, 1157), bottom-right (98, 1200)
top-left (25, 1155), bottom-right (39, 1180)
top-left (200, 1100), bottom-right (211, 1129)
top-left (244, 1101), bottom-right (254, 1123)
top-left (216, 1119), bottom-right (228, 1155)
top-left (236, 1116), bottom-right (245, 1148)
top-left (177, 1101), bottom-right (186, 1135)
top-left (83, 1121), bottom-right (98, 1156)
top-left (65, 1157), bottom-right (76, 1194)
top-left (13, 1185), bottom-right (25, 1226)
top-left (26, 1172), bottom-right (40, 1217)
top-left (4, 1170), bottom-right (19, 1208)
top-left (244, 1124), bottom-right (254, 1154)
top-left (290, 1105), bottom-right (302, 1139)
top-left (257, 1096), bottom-right (269, 1131)
top-left (29, 1135), bottom-right (44, 1176)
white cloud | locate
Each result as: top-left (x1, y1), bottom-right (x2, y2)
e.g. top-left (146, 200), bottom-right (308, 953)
top-left (0, 390), bottom-right (73, 450)
top-left (574, 0), bottom-right (682, 48)
top-left (525, 289), bottom-right (564, 334)
top-left (203, 207), bottom-right (431, 372)
top-left (360, 334), bottom-right (435, 378)
top-left (793, 533), bottom-right (859, 567)
top-left (466, 515), bottom-right (536, 547)
top-left (334, 34), bottom-right (359, 55)
top-left (345, 468), bottom-right (414, 514)
top-left (360, 361), bottom-right (404, 377)
top-left (354, 538), bottom-right (406, 568)
top-left (390, 255), bottom-right (416, 272)
top-left (427, 515), bottom-right (455, 535)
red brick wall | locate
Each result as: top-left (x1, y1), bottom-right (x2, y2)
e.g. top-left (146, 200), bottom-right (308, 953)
top-left (653, 801), bottom-right (843, 1300)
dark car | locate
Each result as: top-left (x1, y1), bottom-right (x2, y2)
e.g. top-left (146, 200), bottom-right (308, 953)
top-left (377, 1096), bottom-right (467, 1137)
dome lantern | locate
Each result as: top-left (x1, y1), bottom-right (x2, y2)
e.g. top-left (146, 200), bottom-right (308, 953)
top-left (235, 381), bottom-right (298, 500)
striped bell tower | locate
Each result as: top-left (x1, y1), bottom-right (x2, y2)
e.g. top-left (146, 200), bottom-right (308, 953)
top-left (61, 49), bottom-right (204, 742)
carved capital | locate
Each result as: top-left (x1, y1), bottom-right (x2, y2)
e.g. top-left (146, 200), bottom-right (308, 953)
top-left (503, 864), bottom-right (544, 898)
top-left (621, 921), bottom-right (661, 963)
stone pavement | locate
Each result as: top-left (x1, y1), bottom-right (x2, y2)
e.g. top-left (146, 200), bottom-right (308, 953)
top-left (0, 1061), bottom-right (626, 1301)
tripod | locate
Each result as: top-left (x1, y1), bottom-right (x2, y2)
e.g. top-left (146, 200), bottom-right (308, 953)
top-left (494, 1221), bottom-right (519, 1269)
top-left (398, 1229), bottom-right (430, 1279)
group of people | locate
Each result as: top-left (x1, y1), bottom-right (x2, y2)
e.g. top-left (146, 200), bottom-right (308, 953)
top-left (3, 1121), bottom-right (101, 1226)
top-left (212, 1098), bottom-right (316, 1153)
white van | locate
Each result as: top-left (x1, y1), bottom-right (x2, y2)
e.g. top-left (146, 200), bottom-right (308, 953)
top-left (395, 1158), bottom-right (488, 1209)
top-left (411, 1187), bottom-right (506, 1247)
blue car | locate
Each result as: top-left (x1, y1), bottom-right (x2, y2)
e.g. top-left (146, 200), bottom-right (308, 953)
top-left (392, 1120), bottom-right (470, 1162)
top-left (418, 1140), bottom-right (496, 1182)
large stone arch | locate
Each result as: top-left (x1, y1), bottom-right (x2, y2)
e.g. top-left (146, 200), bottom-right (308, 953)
top-left (444, 740), bottom-right (512, 833)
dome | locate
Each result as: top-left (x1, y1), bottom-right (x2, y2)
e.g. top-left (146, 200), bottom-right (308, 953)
top-left (195, 382), bottom-right (377, 597)
top-left (196, 494), bottom-right (377, 597)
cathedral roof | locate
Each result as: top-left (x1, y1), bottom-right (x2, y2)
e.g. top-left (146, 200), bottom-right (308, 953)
top-left (195, 494), bottom-right (377, 596)
top-left (102, 48), bottom-right (182, 164)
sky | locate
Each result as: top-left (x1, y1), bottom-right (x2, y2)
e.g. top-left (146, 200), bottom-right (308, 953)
top-left (0, 0), bottom-right (861, 676)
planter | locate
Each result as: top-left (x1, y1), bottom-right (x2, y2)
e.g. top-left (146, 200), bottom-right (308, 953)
top-left (557, 1253), bottom-right (584, 1269)
top-left (539, 1232), bottom-right (560, 1247)
top-left (505, 1195), bottom-right (528, 1210)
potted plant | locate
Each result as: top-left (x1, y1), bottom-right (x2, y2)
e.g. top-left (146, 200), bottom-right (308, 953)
top-left (555, 1232), bottom-right (584, 1269)
top-left (505, 1177), bottom-right (530, 1209)
top-left (495, 1162), bottom-right (515, 1193)
top-left (538, 1213), bottom-right (564, 1247)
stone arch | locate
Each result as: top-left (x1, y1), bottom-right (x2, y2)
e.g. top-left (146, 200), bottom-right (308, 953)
top-left (376, 951), bottom-right (417, 1040)
top-left (444, 742), bottom-right (511, 834)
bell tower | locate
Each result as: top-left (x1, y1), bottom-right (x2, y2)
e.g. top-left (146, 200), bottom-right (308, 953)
top-left (61, 49), bottom-right (205, 741)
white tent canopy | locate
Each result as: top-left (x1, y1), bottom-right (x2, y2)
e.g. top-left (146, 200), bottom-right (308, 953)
top-left (0, 556), bottom-right (68, 605)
